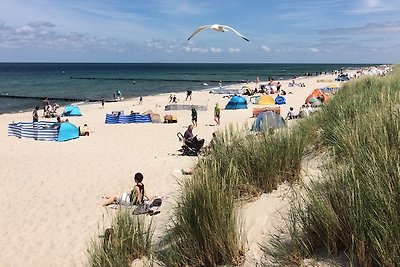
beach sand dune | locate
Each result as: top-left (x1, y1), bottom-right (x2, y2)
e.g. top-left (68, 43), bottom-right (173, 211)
top-left (0, 73), bottom-right (352, 266)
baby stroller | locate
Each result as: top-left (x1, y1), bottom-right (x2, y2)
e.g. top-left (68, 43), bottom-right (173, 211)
top-left (177, 132), bottom-right (205, 156)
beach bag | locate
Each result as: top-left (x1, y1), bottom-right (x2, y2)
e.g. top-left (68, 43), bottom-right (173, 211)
top-left (150, 198), bottom-right (162, 207)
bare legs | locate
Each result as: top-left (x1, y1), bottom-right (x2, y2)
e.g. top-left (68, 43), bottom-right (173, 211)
top-left (101, 194), bottom-right (118, 206)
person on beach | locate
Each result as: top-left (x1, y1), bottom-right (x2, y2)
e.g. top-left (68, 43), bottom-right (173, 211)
top-left (169, 94), bottom-right (173, 103)
top-left (79, 124), bottom-right (90, 136)
top-left (101, 172), bottom-right (152, 207)
top-left (101, 97), bottom-right (105, 108)
top-left (32, 105), bottom-right (39, 124)
top-left (191, 106), bottom-right (197, 127)
top-left (139, 95), bottom-right (143, 104)
top-left (214, 103), bottom-right (221, 125)
top-left (43, 97), bottom-right (50, 113)
top-left (298, 105), bottom-right (309, 118)
top-left (116, 90), bottom-right (122, 101)
top-left (172, 95), bottom-right (177, 103)
top-left (183, 125), bottom-right (194, 143)
top-left (186, 90), bottom-right (192, 100)
top-left (286, 107), bottom-right (298, 120)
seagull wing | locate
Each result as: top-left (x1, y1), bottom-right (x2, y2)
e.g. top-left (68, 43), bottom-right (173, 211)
top-left (187, 25), bottom-right (211, 41)
top-left (222, 25), bottom-right (250, 42)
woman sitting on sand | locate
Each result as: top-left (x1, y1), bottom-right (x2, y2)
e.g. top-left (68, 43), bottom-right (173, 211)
top-left (101, 172), bottom-right (152, 207)
top-left (183, 125), bottom-right (194, 144)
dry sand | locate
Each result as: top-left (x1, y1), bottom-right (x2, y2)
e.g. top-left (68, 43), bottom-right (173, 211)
top-left (0, 72), bottom-right (355, 266)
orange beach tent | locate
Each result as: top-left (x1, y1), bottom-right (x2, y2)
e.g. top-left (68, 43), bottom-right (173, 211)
top-left (305, 89), bottom-right (330, 104)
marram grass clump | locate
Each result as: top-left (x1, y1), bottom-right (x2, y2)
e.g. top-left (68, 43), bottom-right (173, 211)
top-left (162, 161), bottom-right (244, 267)
top-left (204, 125), bottom-right (309, 198)
top-left (87, 209), bottom-right (154, 267)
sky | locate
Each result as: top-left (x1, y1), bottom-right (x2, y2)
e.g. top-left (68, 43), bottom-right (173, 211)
top-left (0, 0), bottom-right (399, 63)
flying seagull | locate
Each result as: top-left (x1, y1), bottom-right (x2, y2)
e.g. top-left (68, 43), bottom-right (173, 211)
top-left (187, 24), bottom-right (249, 42)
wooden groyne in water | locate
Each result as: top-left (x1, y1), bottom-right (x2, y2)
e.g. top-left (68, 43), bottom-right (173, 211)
top-left (69, 76), bottom-right (245, 83)
top-left (0, 94), bottom-right (115, 103)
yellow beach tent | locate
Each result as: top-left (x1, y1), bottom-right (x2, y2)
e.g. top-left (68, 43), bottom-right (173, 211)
top-left (256, 95), bottom-right (275, 105)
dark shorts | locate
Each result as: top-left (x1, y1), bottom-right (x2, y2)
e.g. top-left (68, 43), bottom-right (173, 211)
top-left (192, 117), bottom-right (197, 122)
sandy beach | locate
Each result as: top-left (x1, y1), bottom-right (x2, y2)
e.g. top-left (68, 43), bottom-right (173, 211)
top-left (0, 71), bottom-right (356, 266)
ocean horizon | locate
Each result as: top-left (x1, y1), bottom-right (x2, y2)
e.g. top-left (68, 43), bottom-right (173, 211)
top-left (0, 62), bottom-right (372, 114)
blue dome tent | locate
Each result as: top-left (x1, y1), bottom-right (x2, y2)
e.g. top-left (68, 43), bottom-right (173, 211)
top-left (252, 111), bottom-right (286, 132)
top-left (225, 95), bottom-right (247, 110)
top-left (57, 122), bottom-right (79, 142)
top-left (62, 105), bottom-right (82, 116)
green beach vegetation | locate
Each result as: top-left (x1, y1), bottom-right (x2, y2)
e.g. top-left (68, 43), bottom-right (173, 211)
top-left (263, 66), bottom-right (400, 266)
top-left (162, 160), bottom-right (244, 266)
top-left (87, 209), bottom-right (154, 267)
top-left (161, 119), bottom-right (310, 266)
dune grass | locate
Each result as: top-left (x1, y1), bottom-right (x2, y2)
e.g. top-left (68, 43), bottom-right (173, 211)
top-left (162, 117), bottom-right (310, 266)
top-left (87, 209), bottom-right (154, 267)
top-left (162, 160), bottom-right (244, 267)
top-left (263, 66), bottom-right (400, 266)
top-left (204, 124), bottom-right (309, 198)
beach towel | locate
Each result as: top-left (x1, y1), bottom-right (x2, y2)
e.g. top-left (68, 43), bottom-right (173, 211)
top-left (132, 197), bottom-right (163, 216)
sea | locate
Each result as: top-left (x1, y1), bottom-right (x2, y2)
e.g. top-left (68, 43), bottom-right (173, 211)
top-left (0, 63), bottom-right (370, 114)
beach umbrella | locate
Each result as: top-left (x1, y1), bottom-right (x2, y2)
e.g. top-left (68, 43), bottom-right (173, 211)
top-left (187, 24), bottom-right (249, 42)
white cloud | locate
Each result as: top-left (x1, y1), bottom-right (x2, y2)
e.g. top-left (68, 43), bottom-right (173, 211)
top-left (0, 21), bottom-right (128, 51)
top-left (183, 46), bottom-right (208, 53)
top-left (319, 21), bottom-right (400, 35)
top-left (261, 45), bottom-right (271, 52)
top-left (309, 47), bottom-right (320, 53)
top-left (353, 0), bottom-right (388, 13)
top-left (228, 48), bottom-right (241, 53)
top-left (210, 47), bottom-right (222, 53)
